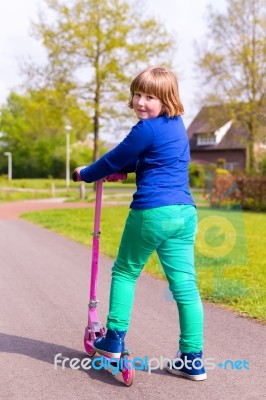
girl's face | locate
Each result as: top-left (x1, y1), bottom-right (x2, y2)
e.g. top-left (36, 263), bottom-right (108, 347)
top-left (132, 91), bottom-right (163, 120)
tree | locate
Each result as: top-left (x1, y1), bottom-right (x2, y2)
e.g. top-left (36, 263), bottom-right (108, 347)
top-left (195, 0), bottom-right (266, 171)
top-left (0, 88), bottom-right (92, 178)
top-left (29, 0), bottom-right (175, 162)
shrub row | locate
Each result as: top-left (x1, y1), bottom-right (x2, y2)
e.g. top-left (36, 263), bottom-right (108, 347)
top-left (210, 173), bottom-right (266, 211)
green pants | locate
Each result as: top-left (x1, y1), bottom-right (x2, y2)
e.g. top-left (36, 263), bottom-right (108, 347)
top-left (106, 205), bottom-right (204, 353)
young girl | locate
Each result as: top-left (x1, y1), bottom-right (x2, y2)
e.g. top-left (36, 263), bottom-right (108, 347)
top-left (74, 67), bottom-right (206, 381)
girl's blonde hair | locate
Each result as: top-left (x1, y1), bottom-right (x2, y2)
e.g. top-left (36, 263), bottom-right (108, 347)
top-left (128, 67), bottom-right (184, 117)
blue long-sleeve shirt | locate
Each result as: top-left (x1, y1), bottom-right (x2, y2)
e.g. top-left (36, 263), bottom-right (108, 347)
top-left (80, 115), bottom-right (195, 209)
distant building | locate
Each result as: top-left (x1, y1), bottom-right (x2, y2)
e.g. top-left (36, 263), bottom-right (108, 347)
top-left (187, 105), bottom-right (252, 171)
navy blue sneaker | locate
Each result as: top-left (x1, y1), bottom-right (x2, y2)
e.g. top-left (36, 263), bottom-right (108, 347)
top-left (166, 350), bottom-right (207, 381)
top-left (93, 329), bottom-right (126, 358)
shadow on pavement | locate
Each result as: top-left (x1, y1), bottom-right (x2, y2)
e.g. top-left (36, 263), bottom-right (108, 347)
top-left (0, 332), bottom-right (132, 387)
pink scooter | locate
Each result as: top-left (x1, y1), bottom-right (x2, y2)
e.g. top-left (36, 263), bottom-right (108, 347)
top-left (72, 172), bottom-right (135, 386)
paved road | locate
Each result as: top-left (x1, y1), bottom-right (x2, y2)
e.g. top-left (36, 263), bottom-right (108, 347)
top-left (0, 200), bottom-right (265, 400)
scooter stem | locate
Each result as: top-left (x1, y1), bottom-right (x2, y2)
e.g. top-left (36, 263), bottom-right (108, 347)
top-left (89, 179), bottom-right (103, 302)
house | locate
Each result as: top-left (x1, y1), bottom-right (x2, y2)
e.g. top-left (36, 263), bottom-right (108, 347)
top-left (187, 105), bottom-right (250, 171)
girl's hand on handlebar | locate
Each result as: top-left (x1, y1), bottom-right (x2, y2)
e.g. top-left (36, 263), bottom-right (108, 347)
top-left (103, 173), bottom-right (127, 182)
top-left (72, 166), bottom-right (87, 182)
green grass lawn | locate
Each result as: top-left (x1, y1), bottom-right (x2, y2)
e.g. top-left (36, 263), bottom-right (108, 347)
top-left (0, 178), bottom-right (72, 202)
top-left (0, 177), bottom-right (136, 189)
top-left (0, 177), bottom-right (71, 189)
top-left (0, 177), bottom-right (205, 204)
top-left (0, 177), bottom-right (136, 202)
top-left (21, 206), bottom-right (266, 322)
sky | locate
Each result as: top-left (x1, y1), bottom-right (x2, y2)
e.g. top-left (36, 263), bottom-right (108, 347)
top-left (0, 0), bottom-right (227, 128)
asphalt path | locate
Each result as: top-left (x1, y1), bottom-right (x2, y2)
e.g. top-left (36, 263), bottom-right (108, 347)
top-left (0, 200), bottom-right (265, 400)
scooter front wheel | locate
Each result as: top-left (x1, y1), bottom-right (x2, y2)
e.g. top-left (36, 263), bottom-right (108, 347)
top-left (120, 351), bottom-right (135, 387)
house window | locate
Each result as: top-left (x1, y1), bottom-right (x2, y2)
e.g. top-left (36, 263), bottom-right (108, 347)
top-left (225, 162), bottom-right (239, 171)
top-left (197, 135), bottom-right (216, 146)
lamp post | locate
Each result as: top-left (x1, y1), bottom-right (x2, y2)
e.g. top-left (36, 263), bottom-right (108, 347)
top-left (4, 152), bottom-right (12, 181)
top-left (65, 124), bottom-right (72, 189)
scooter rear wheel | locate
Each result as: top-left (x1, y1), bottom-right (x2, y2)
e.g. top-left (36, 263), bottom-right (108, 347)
top-left (120, 351), bottom-right (135, 386)
top-left (84, 337), bottom-right (96, 357)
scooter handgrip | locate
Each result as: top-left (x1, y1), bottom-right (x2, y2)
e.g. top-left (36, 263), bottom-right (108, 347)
top-left (104, 173), bottom-right (127, 182)
top-left (72, 171), bottom-right (78, 182)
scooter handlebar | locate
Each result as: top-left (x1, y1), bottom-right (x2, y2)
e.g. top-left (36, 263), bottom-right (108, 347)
top-left (103, 173), bottom-right (127, 182)
top-left (72, 171), bottom-right (80, 182)
top-left (72, 171), bottom-right (127, 182)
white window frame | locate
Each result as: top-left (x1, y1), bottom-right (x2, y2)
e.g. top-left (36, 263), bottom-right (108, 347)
top-left (197, 135), bottom-right (216, 146)
top-left (225, 162), bottom-right (239, 171)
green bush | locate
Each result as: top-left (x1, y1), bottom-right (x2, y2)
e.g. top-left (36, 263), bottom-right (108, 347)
top-left (210, 174), bottom-right (266, 211)
top-left (216, 158), bottom-right (226, 168)
top-left (259, 158), bottom-right (266, 176)
top-left (189, 163), bottom-right (205, 188)
top-left (215, 167), bottom-right (230, 175)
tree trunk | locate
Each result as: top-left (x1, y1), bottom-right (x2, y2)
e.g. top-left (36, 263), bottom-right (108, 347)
top-left (93, 108), bottom-right (99, 163)
top-left (248, 141), bottom-right (255, 173)
top-left (248, 112), bottom-right (256, 173)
